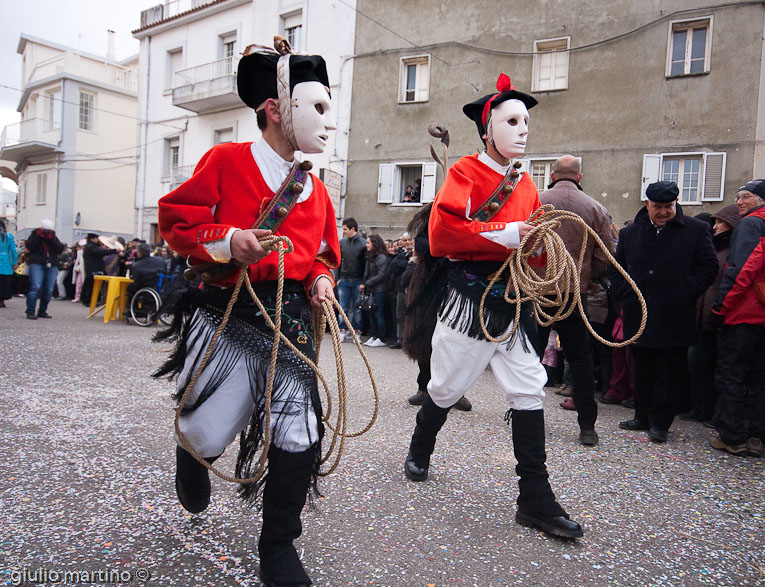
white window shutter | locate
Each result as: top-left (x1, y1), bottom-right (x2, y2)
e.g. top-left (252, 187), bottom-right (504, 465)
top-left (421, 162), bottom-right (437, 202)
top-left (701, 152), bottom-right (726, 201)
top-left (377, 163), bottom-right (394, 203)
top-left (515, 158), bottom-right (531, 174)
top-left (641, 154), bottom-right (662, 200)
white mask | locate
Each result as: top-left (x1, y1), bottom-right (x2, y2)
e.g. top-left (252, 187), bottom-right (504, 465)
top-left (290, 81), bottom-right (337, 154)
top-left (486, 99), bottom-right (529, 159)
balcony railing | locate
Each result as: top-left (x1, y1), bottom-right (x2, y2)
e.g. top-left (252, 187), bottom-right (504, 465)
top-left (173, 56), bottom-right (237, 89)
top-left (171, 56), bottom-right (240, 113)
top-left (141, 0), bottom-right (216, 28)
top-left (169, 165), bottom-right (194, 189)
top-left (25, 53), bottom-right (137, 92)
top-left (1, 118), bottom-right (61, 150)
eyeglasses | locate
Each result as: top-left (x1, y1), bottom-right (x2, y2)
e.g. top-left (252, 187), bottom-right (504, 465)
top-left (735, 193), bottom-right (756, 203)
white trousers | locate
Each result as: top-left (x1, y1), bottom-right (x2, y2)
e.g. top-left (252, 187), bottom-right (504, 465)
top-left (175, 309), bottom-right (320, 458)
top-left (428, 308), bottom-right (547, 410)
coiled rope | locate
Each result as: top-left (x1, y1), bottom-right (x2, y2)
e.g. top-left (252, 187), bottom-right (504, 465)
top-left (174, 235), bottom-right (379, 485)
top-left (479, 204), bottom-right (647, 347)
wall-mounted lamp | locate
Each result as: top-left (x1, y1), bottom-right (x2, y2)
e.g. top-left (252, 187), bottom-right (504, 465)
top-left (74, 212), bottom-right (81, 226)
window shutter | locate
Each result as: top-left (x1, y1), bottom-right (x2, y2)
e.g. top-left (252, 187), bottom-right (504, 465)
top-left (421, 162), bottom-right (437, 202)
top-left (701, 152), bottom-right (726, 201)
top-left (377, 164), bottom-right (394, 203)
top-left (641, 154), bottom-right (662, 200)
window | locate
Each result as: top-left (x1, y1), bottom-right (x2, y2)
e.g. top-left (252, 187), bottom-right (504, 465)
top-left (47, 88), bottom-right (61, 132)
top-left (282, 11), bottom-right (303, 52)
top-left (532, 37), bottom-right (570, 92)
top-left (36, 173), bottom-right (47, 205)
top-left (219, 33), bottom-right (236, 75)
top-left (214, 127), bottom-right (234, 144)
top-left (530, 160), bottom-right (555, 193)
top-left (399, 56), bottom-right (430, 103)
top-left (667, 17), bottom-right (712, 76)
top-left (78, 91), bottom-right (94, 131)
top-left (641, 152), bottom-right (726, 202)
top-left (377, 162), bottom-right (437, 204)
top-left (164, 137), bottom-right (180, 177)
top-left (166, 48), bottom-right (183, 89)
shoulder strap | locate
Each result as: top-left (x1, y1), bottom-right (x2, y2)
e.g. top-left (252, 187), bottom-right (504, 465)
top-left (470, 161), bottom-right (524, 222)
top-left (253, 160), bottom-right (313, 231)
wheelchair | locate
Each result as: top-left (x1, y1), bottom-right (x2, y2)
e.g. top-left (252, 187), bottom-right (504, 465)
top-left (129, 272), bottom-right (176, 327)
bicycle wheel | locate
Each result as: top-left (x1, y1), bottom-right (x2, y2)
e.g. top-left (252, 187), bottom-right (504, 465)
top-left (130, 287), bottom-right (161, 327)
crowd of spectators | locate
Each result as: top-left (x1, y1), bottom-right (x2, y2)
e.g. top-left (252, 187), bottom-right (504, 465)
top-left (2, 222), bottom-right (184, 315)
top-left (332, 173), bottom-right (764, 457)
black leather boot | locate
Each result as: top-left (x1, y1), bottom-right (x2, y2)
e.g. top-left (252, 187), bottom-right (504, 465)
top-left (404, 395), bottom-right (450, 482)
top-left (175, 446), bottom-right (219, 514)
top-left (258, 445), bottom-right (317, 587)
top-left (511, 409), bottom-right (583, 539)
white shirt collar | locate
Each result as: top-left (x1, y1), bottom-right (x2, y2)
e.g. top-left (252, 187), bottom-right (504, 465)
top-left (250, 139), bottom-right (313, 201)
top-left (478, 150), bottom-right (511, 176)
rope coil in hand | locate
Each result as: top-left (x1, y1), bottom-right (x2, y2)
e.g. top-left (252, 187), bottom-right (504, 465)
top-left (479, 204), bottom-right (647, 347)
top-left (174, 234), bottom-right (379, 485)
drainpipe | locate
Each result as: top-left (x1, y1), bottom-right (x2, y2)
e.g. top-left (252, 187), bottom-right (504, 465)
top-left (136, 36), bottom-right (150, 239)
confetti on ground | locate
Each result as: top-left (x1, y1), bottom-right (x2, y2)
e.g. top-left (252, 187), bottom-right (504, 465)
top-left (0, 301), bottom-right (763, 585)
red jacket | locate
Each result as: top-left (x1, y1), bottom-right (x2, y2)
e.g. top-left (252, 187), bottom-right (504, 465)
top-left (158, 142), bottom-right (339, 294)
top-left (429, 154), bottom-right (545, 263)
top-left (716, 206), bottom-right (765, 326)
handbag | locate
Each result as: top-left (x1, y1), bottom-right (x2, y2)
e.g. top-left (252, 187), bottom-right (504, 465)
top-left (13, 261), bottom-right (26, 276)
top-left (357, 292), bottom-right (376, 312)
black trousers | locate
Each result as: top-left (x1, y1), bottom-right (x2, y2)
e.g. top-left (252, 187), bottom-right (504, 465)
top-left (631, 345), bottom-right (689, 431)
top-left (538, 307), bottom-right (597, 430)
top-left (713, 323), bottom-right (765, 445)
top-left (687, 331), bottom-right (718, 420)
top-left (416, 359), bottom-right (431, 393)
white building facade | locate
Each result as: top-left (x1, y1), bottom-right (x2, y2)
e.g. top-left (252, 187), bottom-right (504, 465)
top-left (0, 35), bottom-right (138, 244)
top-left (132, 0), bottom-right (356, 244)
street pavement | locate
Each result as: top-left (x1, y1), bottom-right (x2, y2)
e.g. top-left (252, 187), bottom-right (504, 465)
top-left (1, 298), bottom-right (763, 586)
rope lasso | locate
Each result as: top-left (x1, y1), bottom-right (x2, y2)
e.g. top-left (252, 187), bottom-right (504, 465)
top-left (173, 235), bottom-right (379, 485)
top-left (478, 204), bottom-right (647, 347)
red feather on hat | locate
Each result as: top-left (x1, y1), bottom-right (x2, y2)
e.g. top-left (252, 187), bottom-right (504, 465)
top-left (496, 73), bottom-right (514, 92)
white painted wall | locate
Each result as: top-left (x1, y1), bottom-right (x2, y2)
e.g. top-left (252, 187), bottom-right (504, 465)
top-left (134, 0), bottom-right (357, 239)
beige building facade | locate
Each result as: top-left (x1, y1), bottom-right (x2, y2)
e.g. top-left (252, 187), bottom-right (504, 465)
top-left (0, 35), bottom-right (138, 244)
top-left (344, 0), bottom-right (765, 235)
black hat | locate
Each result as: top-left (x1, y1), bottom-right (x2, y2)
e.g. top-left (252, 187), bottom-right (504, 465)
top-left (463, 73), bottom-right (538, 139)
top-left (739, 179), bottom-right (765, 199)
top-left (86, 232), bottom-right (99, 240)
top-left (237, 51), bottom-right (330, 110)
top-left (645, 181), bottom-right (679, 202)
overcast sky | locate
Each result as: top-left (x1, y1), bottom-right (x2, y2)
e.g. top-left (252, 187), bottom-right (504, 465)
top-left (1, 0), bottom-right (159, 190)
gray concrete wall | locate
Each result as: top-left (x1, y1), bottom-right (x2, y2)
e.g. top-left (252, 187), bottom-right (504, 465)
top-left (345, 0), bottom-right (765, 231)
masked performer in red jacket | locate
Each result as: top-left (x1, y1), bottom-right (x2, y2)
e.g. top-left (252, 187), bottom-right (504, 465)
top-left (156, 43), bottom-right (340, 586)
top-left (403, 74), bottom-right (583, 539)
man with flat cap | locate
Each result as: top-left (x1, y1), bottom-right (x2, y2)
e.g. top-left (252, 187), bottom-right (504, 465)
top-left (156, 40), bottom-right (340, 587)
top-left (611, 181), bottom-right (717, 443)
top-left (402, 73), bottom-right (583, 539)
top-left (708, 180), bottom-right (765, 457)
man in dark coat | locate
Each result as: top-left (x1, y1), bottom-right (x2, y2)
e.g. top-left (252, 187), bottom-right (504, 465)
top-left (127, 243), bottom-right (168, 297)
top-left (81, 233), bottom-right (115, 305)
top-left (24, 219), bottom-right (65, 319)
top-left (611, 181), bottom-right (718, 442)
